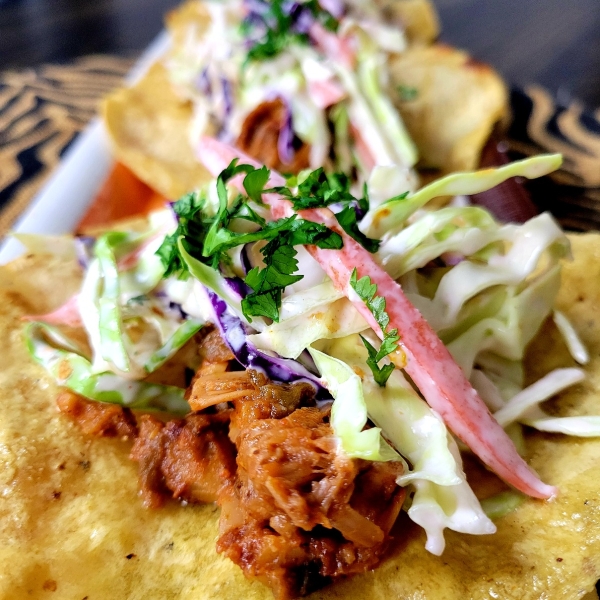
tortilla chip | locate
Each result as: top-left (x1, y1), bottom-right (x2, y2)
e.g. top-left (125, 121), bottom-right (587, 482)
top-left (165, 0), bottom-right (211, 50)
top-left (377, 0), bottom-right (440, 46)
top-left (389, 44), bottom-right (508, 172)
top-left (102, 1), bottom-right (214, 200)
top-left (2, 236), bottom-right (600, 599)
top-left (102, 1), bottom-right (496, 194)
top-left (102, 63), bottom-right (211, 200)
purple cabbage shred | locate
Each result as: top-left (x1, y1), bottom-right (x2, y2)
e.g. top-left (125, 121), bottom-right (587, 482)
top-left (196, 67), bottom-right (212, 97)
top-left (74, 236), bottom-right (96, 269)
top-left (277, 98), bottom-right (295, 165)
top-left (224, 276), bottom-right (252, 299)
top-left (206, 287), bottom-right (331, 400)
top-left (221, 78), bottom-right (233, 118)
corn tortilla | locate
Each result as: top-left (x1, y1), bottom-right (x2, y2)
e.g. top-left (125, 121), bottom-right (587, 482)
top-left (1, 234), bottom-right (600, 598)
top-left (101, 1), bottom-right (506, 195)
top-left (389, 44), bottom-right (508, 172)
top-left (102, 62), bottom-right (212, 200)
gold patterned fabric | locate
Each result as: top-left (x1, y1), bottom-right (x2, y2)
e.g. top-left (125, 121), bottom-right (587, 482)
top-left (508, 86), bottom-right (600, 231)
top-left (0, 55), bottom-right (133, 236)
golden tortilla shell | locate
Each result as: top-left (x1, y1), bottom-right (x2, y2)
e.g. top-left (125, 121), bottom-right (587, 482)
top-left (101, 1), bottom-right (212, 200)
top-left (389, 44), bottom-right (508, 172)
top-left (166, 0), bottom-right (211, 49)
top-left (1, 234), bottom-right (600, 599)
top-left (376, 0), bottom-right (440, 46)
top-left (102, 62), bottom-right (211, 200)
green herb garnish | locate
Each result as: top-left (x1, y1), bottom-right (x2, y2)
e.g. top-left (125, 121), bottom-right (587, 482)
top-left (350, 269), bottom-right (400, 386)
top-left (157, 160), bottom-right (343, 322)
top-left (397, 84), bottom-right (418, 101)
top-left (382, 191), bottom-right (410, 205)
top-left (271, 169), bottom-right (381, 252)
top-left (242, 216), bottom-right (342, 322)
top-left (156, 191), bottom-right (207, 279)
top-left (242, 0), bottom-right (338, 63)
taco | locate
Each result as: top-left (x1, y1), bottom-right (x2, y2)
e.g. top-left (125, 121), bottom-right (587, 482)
top-left (2, 143), bottom-right (600, 599)
top-left (102, 0), bottom-right (507, 201)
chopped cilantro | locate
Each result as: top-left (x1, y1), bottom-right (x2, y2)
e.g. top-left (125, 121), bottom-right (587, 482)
top-left (382, 190), bottom-right (410, 204)
top-left (335, 204), bottom-right (379, 253)
top-left (270, 169), bottom-right (380, 252)
top-left (397, 85), bottom-right (418, 101)
top-left (350, 269), bottom-right (400, 386)
top-left (273, 168), bottom-right (355, 210)
top-left (242, 0), bottom-right (338, 63)
top-left (157, 160), bottom-right (342, 322)
top-left (156, 191), bottom-right (207, 278)
top-left (242, 166), bottom-right (270, 204)
top-left (361, 336), bottom-right (396, 387)
top-left (157, 161), bottom-right (264, 276)
top-left (242, 216), bottom-right (342, 322)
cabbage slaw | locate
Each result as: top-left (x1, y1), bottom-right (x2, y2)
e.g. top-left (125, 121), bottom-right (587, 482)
top-left (166, 0), bottom-right (419, 179)
top-left (22, 151), bottom-right (600, 556)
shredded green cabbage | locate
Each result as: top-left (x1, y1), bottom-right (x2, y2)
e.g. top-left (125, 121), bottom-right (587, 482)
top-left (355, 52), bottom-right (417, 167)
top-left (249, 295), bottom-right (366, 358)
top-left (319, 334), bottom-right (495, 553)
top-left (26, 323), bottom-right (189, 414)
top-left (309, 346), bottom-right (399, 461)
top-left (494, 368), bottom-right (586, 428)
top-left (522, 410), bottom-right (600, 437)
top-left (480, 491), bottom-right (525, 520)
top-left (362, 154), bottom-right (563, 237)
top-left (25, 227), bottom-right (203, 411)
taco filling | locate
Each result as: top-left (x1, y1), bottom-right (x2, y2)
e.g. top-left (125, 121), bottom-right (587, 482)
top-left (19, 142), bottom-right (600, 598)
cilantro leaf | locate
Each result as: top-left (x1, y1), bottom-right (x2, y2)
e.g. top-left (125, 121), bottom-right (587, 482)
top-left (286, 218), bottom-right (343, 249)
top-left (203, 161), bottom-right (274, 261)
top-left (350, 269), bottom-right (400, 386)
top-left (156, 191), bottom-right (207, 278)
top-left (242, 244), bottom-right (303, 322)
top-left (247, 245), bottom-right (302, 292)
top-left (156, 161), bottom-right (266, 277)
top-left (230, 201), bottom-right (266, 226)
top-left (243, 166), bottom-right (270, 204)
top-left (275, 168), bottom-right (355, 211)
top-left (242, 0), bottom-right (338, 64)
top-left (360, 181), bottom-right (370, 213)
top-left (155, 233), bottom-right (179, 277)
top-left (382, 191), bottom-right (410, 205)
top-left (335, 205), bottom-right (380, 253)
top-left (219, 158), bottom-right (255, 182)
top-left (376, 328), bottom-right (400, 361)
top-left (242, 220), bottom-right (342, 322)
top-left (241, 287), bottom-right (281, 322)
top-left (397, 84), bottom-right (419, 102)
top-left (270, 168), bottom-right (380, 253)
top-left (360, 335), bottom-right (397, 387)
